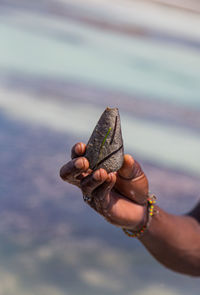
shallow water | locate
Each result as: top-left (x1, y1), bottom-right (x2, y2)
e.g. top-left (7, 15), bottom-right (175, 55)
top-left (1, 9), bottom-right (200, 108)
top-left (0, 1), bottom-right (200, 294)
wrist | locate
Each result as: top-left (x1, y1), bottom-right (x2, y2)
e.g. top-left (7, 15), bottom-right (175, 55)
top-left (130, 203), bottom-right (148, 232)
top-left (122, 194), bottom-right (157, 238)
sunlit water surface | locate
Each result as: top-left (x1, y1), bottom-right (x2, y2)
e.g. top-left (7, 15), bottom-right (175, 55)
top-left (0, 1), bottom-right (200, 294)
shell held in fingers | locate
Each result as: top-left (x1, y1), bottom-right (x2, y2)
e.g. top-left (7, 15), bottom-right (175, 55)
top-left (85, 107), bottom-right (124, 173)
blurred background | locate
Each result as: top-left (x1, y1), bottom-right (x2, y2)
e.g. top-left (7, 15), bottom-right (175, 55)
top-left (0, 0), bottom-right (200, 294)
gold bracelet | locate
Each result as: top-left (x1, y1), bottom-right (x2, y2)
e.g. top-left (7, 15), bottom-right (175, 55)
top-left (122, 194), bottom-right (157, 238)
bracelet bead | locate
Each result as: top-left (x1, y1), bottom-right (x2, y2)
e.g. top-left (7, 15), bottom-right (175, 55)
top-left (122, 194), bottom-right (157, 238)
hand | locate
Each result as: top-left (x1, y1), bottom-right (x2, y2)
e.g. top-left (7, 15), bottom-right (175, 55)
top-left (60, 142), bottom-right (149, 230)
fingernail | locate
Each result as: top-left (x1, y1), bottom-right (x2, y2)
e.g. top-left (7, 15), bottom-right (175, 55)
top-left (106, 173), bottom-right (113, 182)
top-left (80, 143), bottom-right (85, 154)
top-left (74, 158), bottom-right (83, 169)
top-left (75, 143), bottom-right (81, 155)
top-left (119, 155), bottom-right (135, 178)
top-left (93, 170), bottom-right (100, 181)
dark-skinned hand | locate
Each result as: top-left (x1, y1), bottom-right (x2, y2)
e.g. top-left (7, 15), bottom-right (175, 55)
top-left (60, 142), bottom-right (149, 230)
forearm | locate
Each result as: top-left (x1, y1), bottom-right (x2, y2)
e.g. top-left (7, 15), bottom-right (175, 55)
top-left (139, 206), bottom-right (200, 276)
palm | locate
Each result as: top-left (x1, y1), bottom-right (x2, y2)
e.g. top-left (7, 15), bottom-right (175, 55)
top-left (101, 188), bottom-right (146, 229)
top-left (92, 155), bottom-right (149, 228)
top-left (60, 143), bottom-right (148, 230)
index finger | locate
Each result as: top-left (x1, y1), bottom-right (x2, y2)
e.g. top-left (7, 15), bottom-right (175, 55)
top-left (71, 142), bottom-right (86, 159)
top-left (60, 157), bottom-right (89, 183)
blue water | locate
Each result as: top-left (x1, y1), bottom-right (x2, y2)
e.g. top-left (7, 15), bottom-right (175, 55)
top-left (0, 6), bottom-right (200, 108)
top-left (0, 1), bottom-right (200, 295)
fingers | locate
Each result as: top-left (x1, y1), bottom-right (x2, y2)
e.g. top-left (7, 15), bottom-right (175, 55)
top-left (81, 168), bottom-right (108, 196)
top-left (60, 157), bottom-right (89, 185)
top-left (90, 173), bottom-right (116, 214)
top-left (81, 169), bottom-right (116, 215)
top-left (80, 169), bottom-right (146, 230)
top-left (116, 154), bottom-right (149, 205)
top-left (71, 142), bottom-right (86, 159)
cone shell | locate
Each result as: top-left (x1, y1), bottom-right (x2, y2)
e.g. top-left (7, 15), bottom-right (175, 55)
top-left (85, 107), bottom-right (124, 173)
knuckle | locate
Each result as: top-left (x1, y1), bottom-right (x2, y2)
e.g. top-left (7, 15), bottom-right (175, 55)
top-left (59, 165), bottom-right (68, 180)
top-left (59, 160), bottom-right (77, 181)
top-left (89, 198), bottom-right (98, 212)
top-left (80, 179), bottom-right (92, 195)
top-left (80, 175), bottom-right (88, 188)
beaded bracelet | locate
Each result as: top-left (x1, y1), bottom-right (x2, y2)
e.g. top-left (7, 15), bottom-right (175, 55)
top-left (122, 194), bottom-right (157, 238)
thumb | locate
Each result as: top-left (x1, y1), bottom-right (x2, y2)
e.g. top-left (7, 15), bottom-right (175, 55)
top-left (118, 154), bottom-right (143, 179)
top-left (116, 154), bottom-right (149, 205)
